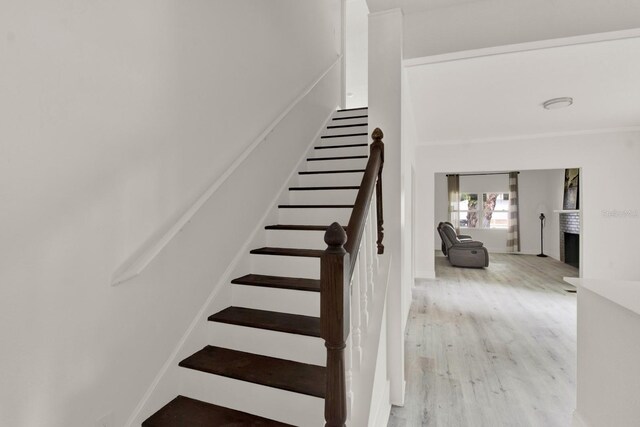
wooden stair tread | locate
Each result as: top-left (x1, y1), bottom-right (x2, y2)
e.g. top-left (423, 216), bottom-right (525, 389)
top-left (289, 186), bottom-right (359, 191)
top-left (179, 346), bottom-right (326, 398)
top-left (250, 247), bottom-right (324, 258)
top-left (231, 273), bottom-right (320, 292)
top-left (320, 133), bottom-right (367, 139)
top-left (142, 395), bottom-right (292, 427)
top-left (307, 155), bottom-right (367, 161)
top-left (314, 143), bottom-right (368, 149)
top-left (278, 204), bottom-right (354, 208)
top-left (326, 123), bottom-right (368, 129)
top-left (209, 307), bottom-right (320, 337)
top-left (299, 169), bottom-right (365, 175)
top-left (265, 224), bottom-right (345, 231)
top-left (332, 114), bottom-right (367, 121)
top-left (337, 106), bottom-right (368, 112)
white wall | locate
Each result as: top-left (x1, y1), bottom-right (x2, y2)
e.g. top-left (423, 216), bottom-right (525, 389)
top-left (415, 131), bottom-right (640, 281)
top-left (346, 0), bottom-right (369, 108)
top-left (369, 8), bottom-right (407, 406)
top-left (403, 0), bottom-right (640, 58)
top-left (518, 169), bottom-right (565, 259)
top-left (434, 173), bottom-right (448, 247)
top-left (577, 286), bottom-right (640, 427)
top-left (0, 1), bottom-right (341, 426)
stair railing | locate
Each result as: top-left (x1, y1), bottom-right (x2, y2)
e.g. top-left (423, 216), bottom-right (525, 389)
top-left (321, 128), bottom-right (384, 427)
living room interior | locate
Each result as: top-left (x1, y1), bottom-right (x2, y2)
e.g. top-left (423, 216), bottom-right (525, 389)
top-left (405, 27), bottom-right (640, 427)
top-left (392, 167), bottom-right (582, 425)
top-left (434, 169), bottom-right (565, 260)
top-left (434, 168), bottom-right (581, 265)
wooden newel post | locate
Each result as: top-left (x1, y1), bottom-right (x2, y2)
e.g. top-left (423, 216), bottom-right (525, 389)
top-left (371, 128), bottom-right (385, 254)
top-left (321, 222), bottom-right (350, 427)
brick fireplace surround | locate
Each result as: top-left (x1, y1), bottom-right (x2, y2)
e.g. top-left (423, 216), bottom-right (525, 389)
top-left (559, 212), bottom-right (580, 264)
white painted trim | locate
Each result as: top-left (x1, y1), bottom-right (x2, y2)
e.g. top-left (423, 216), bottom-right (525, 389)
top-left (340, 0), bottom-right (347, 109)
top-left (390, 379), bottom-right (407, 406)
top-left (415, 270), bottom-right (435, 280)
top-left (481, 250), bottom-right (562, 262)
top-left (370, 381), bottom-right (391, 427)
top-left (416, 126), bottom-right (640, 147)
top-left (111, 56), bottom-right (342, 286)
top-left (403, 28), bottom-right (640, 68)
top-left (368, 8), bottom-right (403, 19)
top-left (124, 109), bottom-right (337, 427)
top-left (572, 410), bottom-right (589, 427)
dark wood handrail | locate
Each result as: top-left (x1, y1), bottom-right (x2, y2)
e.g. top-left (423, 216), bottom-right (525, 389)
top-left (320, 128), bottom-right (385, 427)
top-left (344, 128), bottom-right (385, 275)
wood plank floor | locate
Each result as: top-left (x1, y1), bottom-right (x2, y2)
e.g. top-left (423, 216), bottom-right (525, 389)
top-left (388, 254), bottom-right (579, 427)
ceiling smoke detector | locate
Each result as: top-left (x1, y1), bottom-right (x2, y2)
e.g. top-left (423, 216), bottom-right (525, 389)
top-left (543, 97), bottom-right (573, 110)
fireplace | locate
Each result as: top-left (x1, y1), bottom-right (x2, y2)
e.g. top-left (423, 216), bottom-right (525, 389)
top-left (559, 211), bottom-right (580, 268)
top-left (564, 232), bottom-right (579, 268)
top-left (559, 168), bottom-right (580, 269)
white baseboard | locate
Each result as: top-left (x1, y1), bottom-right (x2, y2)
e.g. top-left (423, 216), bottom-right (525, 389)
top-left (369, 381), bottom-right (391, 427)
top-left (415, 270), bottom-right (435, 280)
top-left (390, 379), bottom-right (407, 407)
top-left (487, 249), bottom-right (562, 262)
top-left (572, 410), bottom-right (589, 427)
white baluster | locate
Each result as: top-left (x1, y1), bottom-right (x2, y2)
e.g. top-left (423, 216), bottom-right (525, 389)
top-left (359, 239), bottom-right (369, 332)
top-left (346, 332), bottom-right (354, 418)
top-left (350, 259), bottom-right (362, 370)
top-left (367, 208), bottom-right (376, 297)
top-left (371, 193), bottom-right (380, 272)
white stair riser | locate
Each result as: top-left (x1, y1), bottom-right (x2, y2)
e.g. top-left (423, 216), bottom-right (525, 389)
top-left (317, 134), bottom-right (368, 147)
top-left (288, 189), bottom-right (358, 205)
top-left (333, 109), bottom-right (368, 119)
top-left (278, 207), bottom-right (352, 225)
top-left (328, 116), bottom-right (368, 126)
top-left (208, 322), bottom-right (326, 366)
top-left (310, 145), bottom-right (368, 158)
top-left (179, 368), bottom-right (324, 427)
top-left (305, 158), bottom-right (367, 172)
top-left (322, 125), bottom-right (368, 136)
top-left (250, 253), bottom-right (319, 279)
top-left (266, 229), bottom-right (326, 249)
top-left (232, 285), bottom-right (320, 317)
top-left (297, 172), bottom-right (364, 187)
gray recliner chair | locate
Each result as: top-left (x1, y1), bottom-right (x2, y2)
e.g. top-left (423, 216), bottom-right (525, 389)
top-left (437, 222), bottom-right (489, 268)
top-left (440, 221), bottom-right (472, 255)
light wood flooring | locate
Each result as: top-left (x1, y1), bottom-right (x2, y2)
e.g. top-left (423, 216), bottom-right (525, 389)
top-left (388, 254), bottom-right (579, 427)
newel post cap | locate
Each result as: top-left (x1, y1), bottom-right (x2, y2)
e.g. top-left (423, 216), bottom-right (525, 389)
top-left (324, 222), bottom-right (347, 248)
top-left (371, 128), bottom-right (384, 141)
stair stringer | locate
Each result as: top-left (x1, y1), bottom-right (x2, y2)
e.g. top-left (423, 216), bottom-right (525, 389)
top-left (126, 109), bottom-right (336, 427)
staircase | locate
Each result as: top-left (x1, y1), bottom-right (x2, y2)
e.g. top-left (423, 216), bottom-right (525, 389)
top-left (142, 107), bottom-right (370, 426)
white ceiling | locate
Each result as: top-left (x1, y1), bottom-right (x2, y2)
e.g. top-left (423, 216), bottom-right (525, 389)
top-left (405, 36), bottom-right (640, 144)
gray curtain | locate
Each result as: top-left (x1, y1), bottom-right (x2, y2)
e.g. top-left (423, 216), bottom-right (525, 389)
top-left (507, 172), bottom-right (520, 252)
top-left (447, 174), bottom-right (460, 232)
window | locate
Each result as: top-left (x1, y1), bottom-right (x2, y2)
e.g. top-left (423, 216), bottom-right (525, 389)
top-left (483, 193), bottom-right (509, 229)
top-left (455, 192), bottom-right (509, 229)
top-left (459, 193), bottom-right (478, 228)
